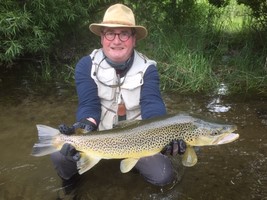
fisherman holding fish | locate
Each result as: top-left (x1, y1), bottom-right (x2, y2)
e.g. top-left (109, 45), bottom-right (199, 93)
top-left (50, 3), bottom-right (186, 194)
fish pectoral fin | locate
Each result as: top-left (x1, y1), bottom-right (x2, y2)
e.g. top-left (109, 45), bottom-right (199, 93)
top-left (77, 152), bottom-right (101, 175)
top-left (120, 158), bottom-right (139, 173)
top-left (182, 146), bottom-right (198, 167)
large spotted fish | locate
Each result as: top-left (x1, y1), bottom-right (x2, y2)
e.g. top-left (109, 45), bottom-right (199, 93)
top-left (31, 114), bottom-right (239, 174)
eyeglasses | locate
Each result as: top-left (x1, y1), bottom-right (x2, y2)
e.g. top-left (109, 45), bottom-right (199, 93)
top-left (102, 31), bottom-right (134, 42)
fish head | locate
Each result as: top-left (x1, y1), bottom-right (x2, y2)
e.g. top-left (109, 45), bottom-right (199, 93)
top-left (184, 119), bottom-right (239, 146)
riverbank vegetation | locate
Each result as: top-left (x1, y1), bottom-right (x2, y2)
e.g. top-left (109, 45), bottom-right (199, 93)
top-left (1, 0), bottom-right (266, 94)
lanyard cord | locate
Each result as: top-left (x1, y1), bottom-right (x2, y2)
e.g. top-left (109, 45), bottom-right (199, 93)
top-left (94, 56), bottom-right (127, 88)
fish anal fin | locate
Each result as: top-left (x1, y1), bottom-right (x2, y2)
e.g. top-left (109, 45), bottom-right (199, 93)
top-left (120, 158), bottom-right (139, 173)
top-left (77, 152), bottom-right (101, 174)
top-left (182, 146), bottom-right (198, 167)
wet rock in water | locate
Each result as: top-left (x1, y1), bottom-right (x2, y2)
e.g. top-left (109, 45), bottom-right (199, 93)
top-left (256, 109), bottom-right (267, 119)
top-left (256, 109), bottom-right (267, 125)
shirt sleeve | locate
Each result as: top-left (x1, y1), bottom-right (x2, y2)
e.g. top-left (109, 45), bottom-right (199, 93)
top-left (140, 65), bottom-right (167, 119)
top-left (75, 56), bottom-right (101, 124)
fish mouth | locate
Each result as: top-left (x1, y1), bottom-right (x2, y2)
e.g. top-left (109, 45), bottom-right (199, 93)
top-left (213, 124), bottom-right (239, 145)
top-left (214, 132), bottom-right (239, 145)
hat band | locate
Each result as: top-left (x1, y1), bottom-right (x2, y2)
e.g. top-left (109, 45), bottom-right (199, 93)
top-left (102, 20), bottom-right (134, 26)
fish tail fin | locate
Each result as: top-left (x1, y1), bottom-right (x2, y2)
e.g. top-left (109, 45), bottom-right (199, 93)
top-left (31, 124), bottom-right (60, 157)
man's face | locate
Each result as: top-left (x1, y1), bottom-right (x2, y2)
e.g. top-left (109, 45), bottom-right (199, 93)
top-left (101, 27), bottom-right (136, 63)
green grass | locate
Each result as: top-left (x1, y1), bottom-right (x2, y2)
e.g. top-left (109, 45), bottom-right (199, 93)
top-left (136, 0), bottom-right (267, 95)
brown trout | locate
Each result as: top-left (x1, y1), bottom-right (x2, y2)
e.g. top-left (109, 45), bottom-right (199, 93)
top-left (31, 114), bottom-right (239, 174)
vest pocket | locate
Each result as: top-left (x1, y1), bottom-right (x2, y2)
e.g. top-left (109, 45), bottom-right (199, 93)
top-left (98, 85), bottom-right (116, 101)
top-left (121, 87), bottom-right (141, 110)
top-left (121, 73), bottom-right (143, 110)
top-left (99, 104), bottom-right (117, 130)
top-left (94, 67), bottom-right (117, 101)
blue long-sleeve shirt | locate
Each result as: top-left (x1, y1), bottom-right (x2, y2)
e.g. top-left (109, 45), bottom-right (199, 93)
top-left (75, 55), bottom-right (166, 125)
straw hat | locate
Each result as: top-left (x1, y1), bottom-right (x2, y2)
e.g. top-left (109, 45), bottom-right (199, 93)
top-left (89, 4), bottom-right (147, 40)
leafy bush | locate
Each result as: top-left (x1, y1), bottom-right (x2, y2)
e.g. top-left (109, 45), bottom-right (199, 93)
top-left (0, 0), bottom-right (266, 94)
top-left (0, 0), bottom-right (112, 65)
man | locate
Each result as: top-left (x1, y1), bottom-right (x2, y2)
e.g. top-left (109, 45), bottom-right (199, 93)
top-left (51, 3), bottom-right (186, 193)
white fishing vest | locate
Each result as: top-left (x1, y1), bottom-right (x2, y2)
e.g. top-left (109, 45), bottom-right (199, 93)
top-left (90, 49), bottom-right (157, 130)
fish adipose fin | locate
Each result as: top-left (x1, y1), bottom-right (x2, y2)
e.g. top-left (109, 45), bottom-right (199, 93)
top-left (182, 146), bottom-right (198, 167)
top-left (31, 125), bottom-right (60, 156)
top-left (120, 158), bottom-right (139, 173)
top-left (77, 152), bottom-right (101, 175)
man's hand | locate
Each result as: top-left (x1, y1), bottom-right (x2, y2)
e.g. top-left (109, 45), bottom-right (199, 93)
top-left (58, 119), bottom-right (97, 161)
top-left (58, 118), bottom-right (97, 135)
top-left (161, 139), bottom-right (187, 156)
top-left (60, 143), bottom-right (81, 162)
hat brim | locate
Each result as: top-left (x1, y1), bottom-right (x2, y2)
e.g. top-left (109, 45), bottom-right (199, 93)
top-left (89, 23), bottom-right (148, 41)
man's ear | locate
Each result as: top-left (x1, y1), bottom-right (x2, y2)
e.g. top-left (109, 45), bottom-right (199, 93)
top-left (133, 36), bottom-right (136, 47)
top-left (101, 36), bottom-right (104, 45)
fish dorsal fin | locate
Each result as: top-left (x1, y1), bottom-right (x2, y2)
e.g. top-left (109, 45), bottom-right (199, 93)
top-left (182, 146), bottom-right (198, 167)
top-left (77, 152), bottom-right (101, 174)
top-left (120, 158), bottom-right (139, 173)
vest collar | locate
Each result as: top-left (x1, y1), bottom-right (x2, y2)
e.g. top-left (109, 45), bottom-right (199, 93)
top-left (103, 51), bottom-right (134, 77)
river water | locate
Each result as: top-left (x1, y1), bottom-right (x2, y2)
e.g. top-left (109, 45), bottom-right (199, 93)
top-left (0, 81), bottom-right (266, 200)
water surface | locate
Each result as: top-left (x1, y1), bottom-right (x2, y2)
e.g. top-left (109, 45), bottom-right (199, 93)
top-left (0, 84), bottom-right (266, 199)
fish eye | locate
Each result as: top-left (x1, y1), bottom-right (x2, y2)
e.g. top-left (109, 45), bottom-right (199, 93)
top-left (211, 130), bottom-right (219, 136)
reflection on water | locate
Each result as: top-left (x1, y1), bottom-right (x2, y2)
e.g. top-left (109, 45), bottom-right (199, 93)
top-left (207, 83), bottom-right (231, 113)
top-left (0, 83), bottom-right (266, 199)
